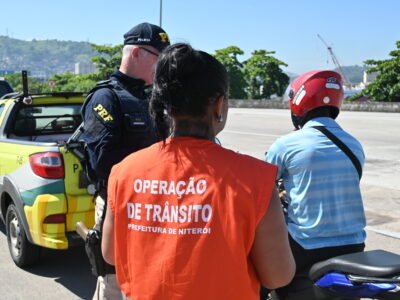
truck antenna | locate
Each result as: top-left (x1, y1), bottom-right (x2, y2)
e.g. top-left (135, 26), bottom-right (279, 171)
top-left (22, 70), bottom-right (29, 97)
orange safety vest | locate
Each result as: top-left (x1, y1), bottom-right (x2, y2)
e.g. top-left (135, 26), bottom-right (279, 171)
top-left (108, 137), bottom-right (277, 300)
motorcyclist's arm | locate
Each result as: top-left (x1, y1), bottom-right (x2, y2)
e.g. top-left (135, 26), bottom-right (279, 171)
top-left (265, 140), bottom-right (286, 180)
top-left (250, 188), bottom-right (295, 289)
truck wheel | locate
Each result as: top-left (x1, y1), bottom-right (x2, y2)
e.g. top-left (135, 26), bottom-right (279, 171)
top-left (6, 204), bottom-right (41, 267)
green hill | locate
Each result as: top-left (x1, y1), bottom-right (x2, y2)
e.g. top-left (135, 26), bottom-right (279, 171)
top-left (287, 65), bottom-right (365, 84)
top-left (0, 36), bottom-right (366, 85)
top-left (0, 36), bottom-right (98, 77)
top-left (334, 65), bottom-right (365, 83)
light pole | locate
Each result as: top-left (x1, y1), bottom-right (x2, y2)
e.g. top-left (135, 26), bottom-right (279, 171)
top-left (159, 0), bottom-right (163, 27)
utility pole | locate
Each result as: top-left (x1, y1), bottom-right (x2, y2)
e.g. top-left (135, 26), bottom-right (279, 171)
top-left (159, 0), bottom-right (163, 27)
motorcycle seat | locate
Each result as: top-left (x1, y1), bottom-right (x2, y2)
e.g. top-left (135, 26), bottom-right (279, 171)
top-left (309, 250), bottom-right (400, 281)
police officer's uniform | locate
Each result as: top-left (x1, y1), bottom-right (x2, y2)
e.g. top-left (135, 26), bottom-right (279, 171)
top-left (81, 22), bottom-right (170, 300)
top-left (82, 71), bottom-right (158, 299)
top-left (82, 70), bottom-right (160, 300)
top-left (82, 70), bottom-right (158, 200)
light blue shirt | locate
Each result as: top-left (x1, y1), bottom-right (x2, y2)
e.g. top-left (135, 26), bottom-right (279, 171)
top-left (266, 117), bottom-right (366, 249)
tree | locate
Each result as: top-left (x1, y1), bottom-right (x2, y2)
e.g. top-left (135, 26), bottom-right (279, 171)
top-left (244, 50), bottom-right (289, 99)
top-left (214, 46), bottom-right (247, 99)
top-left (48, 73), bottom-right (96, 92)
top-left (362, 41), bottom-right (400, 102)
top-left (90, 43), bottom-right (123, 80)
top-left (5, 71), bottom-right (96, 94)
top-left (5, 72), bottom-right (49, 93)
top-left (45, 43), bottom-right (122, 92)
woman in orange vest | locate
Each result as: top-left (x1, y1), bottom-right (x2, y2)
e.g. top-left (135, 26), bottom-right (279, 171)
top-left (102, 43), bottom-right (295, 300)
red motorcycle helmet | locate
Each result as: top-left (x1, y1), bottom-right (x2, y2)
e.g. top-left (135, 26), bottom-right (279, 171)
top-left (288, 70), bottom-right (344, 120)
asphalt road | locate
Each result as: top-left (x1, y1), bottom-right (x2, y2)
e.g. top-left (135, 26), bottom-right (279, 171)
top-left (0, 108), bottom-right (399, 299)
top-left (219, 109), bottom-right (400, 253)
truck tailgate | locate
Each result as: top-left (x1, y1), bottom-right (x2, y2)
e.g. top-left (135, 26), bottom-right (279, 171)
top-left (59, 145), bottom-right (95, 232)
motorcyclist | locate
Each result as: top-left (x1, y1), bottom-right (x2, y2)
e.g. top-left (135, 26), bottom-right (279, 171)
top-left (263, 70), bottom-right (367, 300)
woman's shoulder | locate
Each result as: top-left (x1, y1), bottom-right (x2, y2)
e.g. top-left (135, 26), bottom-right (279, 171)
top-left (118, 141), bottom-right (163, 168)
top-left (218, 146), bottom-right (276, 172)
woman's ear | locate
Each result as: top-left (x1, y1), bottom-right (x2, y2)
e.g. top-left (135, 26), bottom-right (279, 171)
top-left (214, 95), bottom-right (225, 120)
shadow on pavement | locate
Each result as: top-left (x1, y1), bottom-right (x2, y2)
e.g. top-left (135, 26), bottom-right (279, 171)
top-left (27, 247), bottom-right (97, 300)
top-left (0, 221), bottom-right (96, 300)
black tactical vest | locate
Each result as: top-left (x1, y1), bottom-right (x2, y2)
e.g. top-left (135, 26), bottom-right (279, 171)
top-left (82, 79), bottom-right (158, 153)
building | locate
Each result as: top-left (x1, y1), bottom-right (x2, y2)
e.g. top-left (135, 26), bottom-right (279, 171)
top-left (363, 70), bottom-right (379, 85)
top-left (74, 62), bottom-right (96, 75)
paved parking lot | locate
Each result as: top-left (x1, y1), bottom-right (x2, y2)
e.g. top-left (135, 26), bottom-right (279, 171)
top-left (1, 108), bottom-right (399, 299)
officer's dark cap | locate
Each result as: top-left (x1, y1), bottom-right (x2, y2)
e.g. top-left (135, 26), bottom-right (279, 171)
top-left (123, 22), bottom-right (170, 52)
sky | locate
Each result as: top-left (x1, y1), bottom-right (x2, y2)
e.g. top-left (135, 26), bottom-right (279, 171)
top-left (1, 0), bottom-right (399, 75)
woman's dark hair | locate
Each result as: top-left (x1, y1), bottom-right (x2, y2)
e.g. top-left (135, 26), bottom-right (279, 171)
top-left (150, 43), bottom-right (229, 140)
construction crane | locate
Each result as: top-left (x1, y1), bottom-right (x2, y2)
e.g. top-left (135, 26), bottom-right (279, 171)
top-left (317, 34), bottom-right (350, 86)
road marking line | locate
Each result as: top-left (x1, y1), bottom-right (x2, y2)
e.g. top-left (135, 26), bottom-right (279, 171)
top-left (366, 226), bottom-right (400, 239)
top-left (223, 130), bottom-right (280, 138)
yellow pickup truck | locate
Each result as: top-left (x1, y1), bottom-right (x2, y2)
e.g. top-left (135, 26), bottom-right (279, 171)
top-left (0, 74), bottom-right (94, 267)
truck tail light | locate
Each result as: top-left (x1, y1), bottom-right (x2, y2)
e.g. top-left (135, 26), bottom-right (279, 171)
top-left (43, 214), bottom-right (66, 224)
top-left (29, 152), bottom-right (65, 179)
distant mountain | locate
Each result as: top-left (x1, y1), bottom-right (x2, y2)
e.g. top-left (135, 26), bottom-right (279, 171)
top-left (1, 36), bottom-right (366, 85)
top-left (334, 65), bottom-right (365, 84)
top-left (0, 36), bottom-right (98, 78)
top-left (286, 66), bottom-right (365, 84)
top-left (285, 71), bottom-right (298, 81)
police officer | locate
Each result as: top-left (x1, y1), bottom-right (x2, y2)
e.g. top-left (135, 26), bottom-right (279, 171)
top-left (81, 22), bottom-right (170, 300)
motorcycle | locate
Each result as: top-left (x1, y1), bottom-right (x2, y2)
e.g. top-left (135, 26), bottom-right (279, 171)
top-left (310, 249), bottom-right (400, 299)
top-left (270, 180), bottom-right (400, 300)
